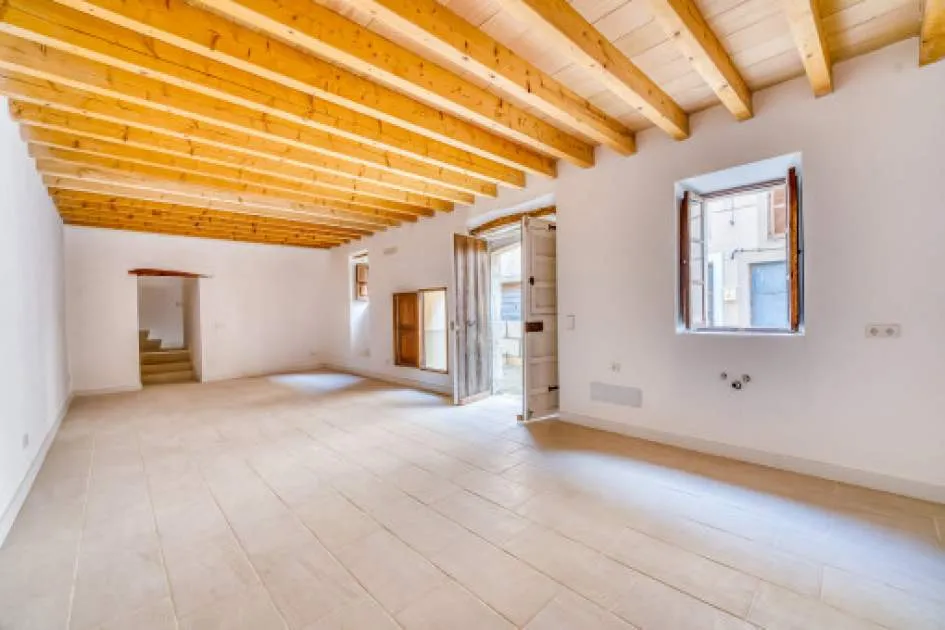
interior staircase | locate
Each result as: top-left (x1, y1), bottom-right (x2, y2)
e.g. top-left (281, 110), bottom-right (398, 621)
top-left (139, 330), bottom-right (196, 385)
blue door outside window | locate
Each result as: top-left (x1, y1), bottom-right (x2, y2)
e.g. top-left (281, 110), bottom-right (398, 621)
top-left (750, 261), bottom-right (788, 328)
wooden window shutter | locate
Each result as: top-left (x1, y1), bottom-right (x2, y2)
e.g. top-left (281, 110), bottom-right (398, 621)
top-left (787, 167), bottom-right (802, 331)
top-left (354, 263), bottom-right (368, 301)
top-left (679, 191), bottom-right (690, 328)
top-left (393, 292), bottom-right (420, 368)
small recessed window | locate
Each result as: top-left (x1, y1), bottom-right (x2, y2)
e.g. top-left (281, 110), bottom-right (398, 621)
top-left (353, 257), bottom-right (368, 302)
top-left (679, 158), bottom-right (803, 334)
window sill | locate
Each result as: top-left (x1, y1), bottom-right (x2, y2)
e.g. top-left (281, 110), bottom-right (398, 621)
top-left (680, 327), bottom-right (804, 337)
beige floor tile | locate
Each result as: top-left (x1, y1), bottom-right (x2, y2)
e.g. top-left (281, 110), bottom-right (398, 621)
top-left (452, 468), bottom-right (538, 510)
top-left (821, 566), bottom-right (945, 630)
top-left (292, 491), bottom-right (382, 552)
top-left (302, 595), bottom-right (400, 630)
top-left (525, 591), bottom-right (639, 630)
top-left (336, 529), bottom-right (447, 614)
top-left (395, 580), bottom-right (515, 630)
top-left (611, 572), bottom-right (755, 630)
top-left (178, 587), bottom-right (286, 630)
top-left (430, 530), bottom-right (560, 626)
top-left (162, 533), bottom-right (259, 616)
top-left (606, 526), bottom-right (759, 617)
top-left (503, 524), bottom-right (638, 611)
top-left (4, 372), bottom-right (944, 630)
top-left (748, 582), bottom-right (885, 630)
top-left (431, 490), bottom-right (533, 545)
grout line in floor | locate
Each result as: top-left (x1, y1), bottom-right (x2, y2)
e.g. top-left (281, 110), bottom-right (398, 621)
top-left (64, 435), bottom-right (96, 630)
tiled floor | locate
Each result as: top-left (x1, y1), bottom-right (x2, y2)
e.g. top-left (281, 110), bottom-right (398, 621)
top-left (2, 372), bottom-right (944, 630)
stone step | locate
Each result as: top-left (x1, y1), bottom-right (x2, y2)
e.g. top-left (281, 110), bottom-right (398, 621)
top-left (141, 360), bottom-right (192, 375)
top-left (140, 350), bottom-right (190, 364)
top-left (142, 370), bottom-right (195, 385)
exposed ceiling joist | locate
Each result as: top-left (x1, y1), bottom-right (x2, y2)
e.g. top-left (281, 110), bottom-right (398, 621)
top-left (492, 0), bottom-right (690, 140)
top-left (44, 0), bottom-right (558, 178)
top-left (0, 0), bottom-right (547, 184)
top-left (0, 30), bottom-right (522, 191)
top-left (922, 0), bottom-right (945, 65)
top-left (27, 133), bottom-right (438, 217)
top-left (191, 0), bottom-right (594, 169)
top-left (647, 0), bottom-right (752, 121)
top-left (781, 0), bottom-right (833, 96)
top-left (3, 86), bottom-right (488, 203)
top-left (341, 0), bottom-right (636, 155)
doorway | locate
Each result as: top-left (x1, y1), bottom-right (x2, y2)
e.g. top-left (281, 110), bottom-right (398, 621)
top-left (135, 273), bottom-right (200, 386)
top-left (453, 211), bottom-right (558, 420)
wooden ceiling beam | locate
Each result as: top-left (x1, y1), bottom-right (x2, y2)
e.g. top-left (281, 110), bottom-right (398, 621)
top-left (922, 0), bottom-right (945, 66)
top-left (647, 0), bottom-right (752, 120)
top-left (1, 84), bottom-right (488, 202)
top-left (26, 134), bottom-right (437, 217)
top-left (33, 149), bottom-right (416, 225)
top-left (493, 0), bottom-right (689, 139)
top-left (341, 0), bottom-right (635, 155)
top-left (61, 215), bottom-right (336, 248)
top-left (780, 0), bottom-right (833, 96)
top-left (43, 0), bottom-right (557, 178)
top-left (50, 193), bottom-right (361, 237)
top-left (0, 0), bottom-right (532, 185)
top-left (41, 168), bottom-right (391, 233)
top-left (56, 205), bottom-right (347, 244)
top-left (14, 104), bottom-right (462, 210)
top-left (46, 181), bottom-right (375, 237)
top-left (191, 0), bottom-right (594, 169)
top-left (0, 36), bottom-right (513, 193)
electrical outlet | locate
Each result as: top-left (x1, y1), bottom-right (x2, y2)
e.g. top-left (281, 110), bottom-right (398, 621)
top-left (610, 362), bottom-right (621, 373)
top-left (21, 433), bottom-right (29, 449)
top-left (866, 324), bottom-right (901, 339)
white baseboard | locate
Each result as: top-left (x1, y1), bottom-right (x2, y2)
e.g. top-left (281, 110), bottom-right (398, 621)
top-left (0, 393), bottom-right (74, 548)
top-left (322, 363), bottom-right (452, 397)
top-left (560, 412), bottom-right (945, 505)
top-left (73, 384), bottom-right (141, 396)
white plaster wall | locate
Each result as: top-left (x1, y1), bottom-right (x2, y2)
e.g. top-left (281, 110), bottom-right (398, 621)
top-left (137, 276), bottom-right (185, 348)
top-left (325, 39), bottom-right (945, 496)
top-left (65, 227), bottom-right (330, 393)
top-left (0, 100), bottom-right (71, 541)
top-left (324, 182), bottom-right (554, 393)
top-left (182, 278), bottom-right (203, 380)
top-left (553, 39), bottom-right (945, 494)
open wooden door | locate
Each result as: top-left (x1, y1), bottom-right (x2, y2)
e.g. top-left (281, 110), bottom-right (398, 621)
top-left (452, 234), bottom-right (491, 405)
top-left (522, 216), bottom-right (558, 420)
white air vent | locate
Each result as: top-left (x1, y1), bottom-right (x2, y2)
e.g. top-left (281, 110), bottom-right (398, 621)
top-left (590, 382), bottom-right (642, 407)
top-left (383, 246), bottom-right (398, 256)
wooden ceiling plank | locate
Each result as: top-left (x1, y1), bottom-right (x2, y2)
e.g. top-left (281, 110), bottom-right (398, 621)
top-left (0, 36), bottom-right (514, 192)
top-left (61, 216), bottom-right (335, 248)
top-left (46, 181), bottom-right (376, 236)
top-left (56, 206), bottom-right (347, 244)
top-left (16, 112), bottom-right (454, 211)
top-left (42, 170), bottom-right (389, 233)
top-left (191, 0), bottom-right (594, 169)
top-left (27, 136), bottom-right (437, 217)
top-left (33, 149), bottom-right (418, 225)
top-left (921, 0), bottom-right (945, 65)
top-left (1, 0), bottom-right (534, 184)
top-left (492, 0), bottom-right (690, 139)
top-left (51, 193), bottom-right (360, 238)
top-left (647, 0), bottom-right (753, 120)
top-left (780, 0), bottom-right (833, 96)
top-left (43, 0), bottom-right (557, 178)
top-left (341, 0), bottom-right (636, 155)
top-left (3, 88), bottom-right (486, 202)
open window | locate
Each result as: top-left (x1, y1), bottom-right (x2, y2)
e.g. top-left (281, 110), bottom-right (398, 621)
top-left (393, 288), bottom-right (448, 372)
top-left (353, 256), bottom-right (369, 301)
top-left (679, 163), bottom-right (802, 334)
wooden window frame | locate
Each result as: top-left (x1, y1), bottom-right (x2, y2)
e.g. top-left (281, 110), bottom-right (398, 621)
top-left (679, 167), bottom-right (803, 334)
top-left (393, 287), bottom-right (449, 374)
top-left (353, 261), bottom-right (369, 301)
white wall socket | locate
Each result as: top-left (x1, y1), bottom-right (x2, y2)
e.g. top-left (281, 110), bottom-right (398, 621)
top-left (866, 324), bottom-right (901, 338)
